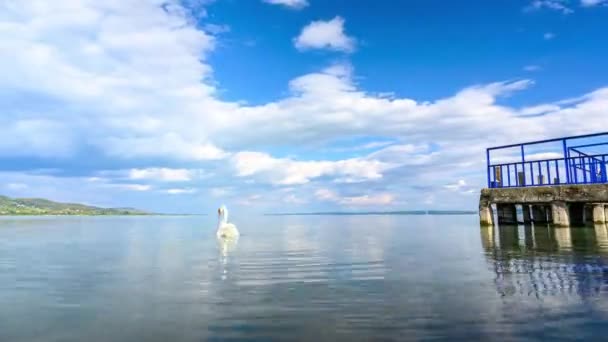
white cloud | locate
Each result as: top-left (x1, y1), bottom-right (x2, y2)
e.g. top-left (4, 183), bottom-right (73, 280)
top-left (0, 0), bottom-right (222, 162)
top-left (315, 188), bottom-right (337, 201)
top-left (343, 193), bottom-right (395, 206)
top-left (210, 187), bottom-right (232, 197)
top-left (166, 188), bottom-right (197, 194)
top-left (581, 0), bottom-right (607, 6)
top-left (444, 179), bottom-right (467, 191)
top-left (519, 104), bottom-right (561, 116)
top-left (2, 0), bottom-right (608, 211)
top-left (328, 141), bottom-right (395, 152)
top-left (262, 0), bottom-right (309, 9)
top-left (232, 151), bottom-right (390, 185)
top-left (491, 152), bottom-right (565, 165)
top-left (0, 120), bottom-right (75, 158)
top-left (120, 184), bottom-right (151, 191)
top-left (315, 189), bottom-right (395, 206)
top-left (238, 194), bottom-right (262, 206)
top-left (294, 16), bottom-right (355, 52)
top-left (527, 0), bottom-right (574, 13)
top-left (103, 135), bottom-right (228, 161)
top-left (284, 194), bottom-right (307, 204)
top-left (129, 168), bottom-right (194, 182)
top-left (203, 23), bottom-right (230, 35)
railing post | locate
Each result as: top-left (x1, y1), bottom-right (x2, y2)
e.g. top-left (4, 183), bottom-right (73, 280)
top-left (530, 162), bottom-right (534, 186)
top-left (521, 145), bottom-right (526, 186)
top-left (582, 157), bottom-right (587, 183)
top-left (486, 149), bottom-right (491, 188)
top-left (563, 139), bottom-right (570, 184)
top-left (600, 156), bottom-right (608, 183)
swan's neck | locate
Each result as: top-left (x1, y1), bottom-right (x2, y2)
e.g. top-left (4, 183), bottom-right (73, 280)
top-left (217, 213), bottom-right (228, 228)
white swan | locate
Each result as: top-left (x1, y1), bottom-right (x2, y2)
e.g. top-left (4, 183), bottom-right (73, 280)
top-left (216, 205), bottom-right (239, 239)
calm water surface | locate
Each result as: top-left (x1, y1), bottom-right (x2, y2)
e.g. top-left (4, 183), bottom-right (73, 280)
top-left (1, 215), bottom-right (608, 341)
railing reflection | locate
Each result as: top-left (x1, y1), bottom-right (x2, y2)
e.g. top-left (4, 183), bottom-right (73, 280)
top-left (480, 224), bottom-right (608, 298)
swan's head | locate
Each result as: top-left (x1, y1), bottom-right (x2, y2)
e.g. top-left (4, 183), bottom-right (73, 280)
top-left (218, 205), bottom-right (228, 223)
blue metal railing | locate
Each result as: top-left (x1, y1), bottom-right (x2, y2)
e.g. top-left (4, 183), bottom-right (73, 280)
top-left (487, 132), bottom-right (608, 188)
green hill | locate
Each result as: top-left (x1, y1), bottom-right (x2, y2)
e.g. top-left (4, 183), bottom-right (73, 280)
top-left (0, 195), bottom-right (151, 215)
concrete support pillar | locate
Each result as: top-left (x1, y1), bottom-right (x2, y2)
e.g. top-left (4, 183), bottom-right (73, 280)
top-left (522, 205), bottom-right (532, 223)
top-left (552, 201), bottom-right (570, 227)
top-left (532, 205), bottom-right (550, 223)
top-left (592, 203), bottom-right (606, 224)
top-left (479, 205), bottom-right (494, 227)
top-left (497, 204), bottom-right (517, 224)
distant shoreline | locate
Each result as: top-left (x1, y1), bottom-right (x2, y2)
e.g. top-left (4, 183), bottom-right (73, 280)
top-left (264, 210), bottom-right (477, 216)
top-left (0, 213), bottom-right (207, 217)
top-left (0, 194), bottom-right (153, 216)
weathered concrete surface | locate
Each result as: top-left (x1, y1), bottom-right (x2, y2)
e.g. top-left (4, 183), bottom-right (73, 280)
top-left (552, 201), bottom-right (570, 227)
top-left (593, 204), bottom-right (606, 224)
top-left (479, 184), bottom-right (608, 227)
top-left (522, 205), bottom-right (532, 223)
top-left (479, 184), bottom-right (608, 205)
top-left (479, 205), bottom-right (493, 226)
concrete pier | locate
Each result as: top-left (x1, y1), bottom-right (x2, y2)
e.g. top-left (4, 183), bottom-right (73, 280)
top-left (532, 205), bottom-right (550, 223)
top-left (593, 204), bottom-right (606, 224)
top-left (479, 204), bottom-right (494, 227)
top-left (497, 204), bottom-right (517, 224)
top-left (479, 184), bottom-right (608, 227)
top-left (522, 205), bottom-right (532, 223)
top-left (552, 201), bottom-right (569, 227)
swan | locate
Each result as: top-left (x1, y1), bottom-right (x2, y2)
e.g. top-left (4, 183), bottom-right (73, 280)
top-left (216, 205), bottom-right (239, 239)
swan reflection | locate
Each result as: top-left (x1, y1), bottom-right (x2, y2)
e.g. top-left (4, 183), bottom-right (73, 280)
top-left (217, 236), bottom-right (238, 281)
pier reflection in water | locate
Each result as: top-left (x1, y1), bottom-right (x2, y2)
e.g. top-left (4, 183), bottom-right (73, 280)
top-left (480, 223), bottom-right (608, 298)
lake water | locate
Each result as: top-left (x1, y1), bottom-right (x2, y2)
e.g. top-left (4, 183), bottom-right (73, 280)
top-left (1, 215), bottom-right (608, 341)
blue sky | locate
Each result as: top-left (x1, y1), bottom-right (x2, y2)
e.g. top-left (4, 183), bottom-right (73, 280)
top-left (0, 0), bottom-right (607, 214)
